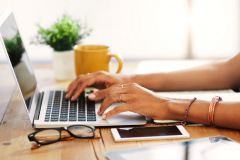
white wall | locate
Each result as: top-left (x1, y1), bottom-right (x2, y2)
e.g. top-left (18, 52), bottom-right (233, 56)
top-left (0, 0), bottom-right (239, 62)
top-left (192, 0), bottom-right (240, 58)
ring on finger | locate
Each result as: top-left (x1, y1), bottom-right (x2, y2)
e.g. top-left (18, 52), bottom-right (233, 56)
top-left (119, 84), bottom-right (125, 88)
top-left (117, 93), bottom-right (122, 103)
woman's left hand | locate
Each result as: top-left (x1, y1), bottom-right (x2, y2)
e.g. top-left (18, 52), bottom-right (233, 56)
top-left (88, 83), bottom-right (172, 120)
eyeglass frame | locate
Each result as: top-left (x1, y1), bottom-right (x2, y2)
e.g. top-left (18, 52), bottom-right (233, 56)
top-left (28, 125), bottom-right (95, 145)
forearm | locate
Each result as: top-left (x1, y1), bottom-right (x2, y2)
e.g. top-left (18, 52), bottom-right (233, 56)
top-left (168, 98), bottom-right (240, 130)
top-left (130, 53), bottom-right (240, 91)
top-left (131, 65), bottom-right (230, 91)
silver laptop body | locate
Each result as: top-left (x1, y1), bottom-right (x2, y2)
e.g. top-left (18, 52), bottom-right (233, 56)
top-left (0, 8), bottom-right (146, 128)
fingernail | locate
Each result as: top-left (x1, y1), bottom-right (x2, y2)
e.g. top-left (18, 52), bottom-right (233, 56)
top-left (88, 93), bottom-right (96, 100)
top-left (71, 96), bottom-right (75, 101)
top-left (102, 114), bottom-right (106, 120)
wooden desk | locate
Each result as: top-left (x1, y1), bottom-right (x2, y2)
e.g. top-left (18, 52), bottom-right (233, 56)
top-left (0, 62), bottom-right (240, 160)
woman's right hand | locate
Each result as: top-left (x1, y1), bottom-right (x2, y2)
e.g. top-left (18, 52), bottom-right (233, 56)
top-left (65, 71), bottom-right (131, 101)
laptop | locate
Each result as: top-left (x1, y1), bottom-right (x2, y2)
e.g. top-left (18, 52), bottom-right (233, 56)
top-left (0, 8), bottom-right (146, 128)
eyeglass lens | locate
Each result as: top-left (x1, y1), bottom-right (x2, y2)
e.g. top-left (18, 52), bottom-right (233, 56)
top-left (68, 125), bottom-right (94, 137)
top-left (35, 129), bottom-right (60, 144)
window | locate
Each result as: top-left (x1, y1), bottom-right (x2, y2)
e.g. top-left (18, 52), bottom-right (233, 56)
top-left (0, 0), bottom-right (239, 62)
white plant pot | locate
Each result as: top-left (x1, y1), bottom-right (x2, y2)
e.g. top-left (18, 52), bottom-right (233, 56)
top-left (53, 50), bottom-right (75, 80)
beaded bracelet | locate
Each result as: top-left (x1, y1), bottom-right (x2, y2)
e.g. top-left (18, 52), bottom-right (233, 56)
top-left (208, 96), bottom-right (222, 127)
top-left (181, 97), bottom-right (197, 125)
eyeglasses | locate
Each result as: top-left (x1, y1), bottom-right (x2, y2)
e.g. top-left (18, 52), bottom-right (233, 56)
top-left (28, 125), bottom-right (95, 149)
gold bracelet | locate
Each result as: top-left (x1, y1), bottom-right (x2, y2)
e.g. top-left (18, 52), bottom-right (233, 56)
top-left (208, 96), bottom-right (222, 127)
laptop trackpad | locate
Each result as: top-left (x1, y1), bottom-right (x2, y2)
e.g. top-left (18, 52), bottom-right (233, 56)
top-left (107, 112), bottom-right (146, 123)
top-left (96, 103), bottom-right (147, 125)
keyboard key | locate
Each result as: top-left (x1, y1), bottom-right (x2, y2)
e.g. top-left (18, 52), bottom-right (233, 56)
top-left (78, 117), bottom-right (86, 121)
top-left (87, 118), bottom-right (96, 121)
top-left (60, 118), bottom-right (67, 121)
top-left (69, 118), bottom-right (77, 121)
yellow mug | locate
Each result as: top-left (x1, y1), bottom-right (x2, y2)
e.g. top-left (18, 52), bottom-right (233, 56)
top-left (74, 45), bottom-right (123, 76)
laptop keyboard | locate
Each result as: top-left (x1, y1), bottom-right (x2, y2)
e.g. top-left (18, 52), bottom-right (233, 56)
top-left (44, 90), bottom-right (96, 122)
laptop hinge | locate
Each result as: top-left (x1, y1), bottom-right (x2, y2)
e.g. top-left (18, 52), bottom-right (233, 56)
top-left (34, 92), bottom-right (44, 121)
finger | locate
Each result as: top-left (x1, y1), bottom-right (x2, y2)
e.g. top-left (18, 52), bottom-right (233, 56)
top-left (88, 87), bottom-right (112, 100)
top-left (65, 80), bottom-right (75, 93)
top-left (109, 83), bottom-right (140, 95)
top-left (97, 94), bottom-right (118, 115)
top-left (66, 71), bottom-right (111, 99)
top-left (65, 74), bottom-right (87, 92)
top-left (121, 83), bottom-right (138, 88)
top-left (70, 77), bottom-right (98, 101)
top-left (65, 75), bottom-right (89, 99)
top-left (65, 81), bottom-right (77, 99)
top-left (109, 85), bottom-right (129, 95)
top-left (65, 78), bottom-right (77, 93)
top-left (98, 93), bottom-right (128, 115)
top-left (109, 84), bottom-right (131, 92)
top-left (68, 72), bottom-right (111, 100)
top-left (101, 104), bottom-right (130, 120)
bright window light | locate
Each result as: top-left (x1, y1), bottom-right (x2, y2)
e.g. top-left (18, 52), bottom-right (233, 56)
top-left (0, 0), bottom-right (239, 62)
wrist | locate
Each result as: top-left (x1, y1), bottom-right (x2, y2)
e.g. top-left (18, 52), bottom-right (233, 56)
top-left (128, 74), bottom-right (142, 85)
top-left (129, 73), bottom-right (167, 90)
top-left (167, 99), bottom-right (189, 121)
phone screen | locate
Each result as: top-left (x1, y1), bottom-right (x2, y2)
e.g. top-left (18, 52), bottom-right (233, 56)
top-left (117, 126), bottom-right (182, 138)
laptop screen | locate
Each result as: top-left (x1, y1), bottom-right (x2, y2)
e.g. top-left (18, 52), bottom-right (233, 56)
top-left (0, 9), bottom-right (37, 110)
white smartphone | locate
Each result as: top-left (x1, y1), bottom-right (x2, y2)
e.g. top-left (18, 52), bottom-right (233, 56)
top-left (111, 125), bottom-right (190, 142)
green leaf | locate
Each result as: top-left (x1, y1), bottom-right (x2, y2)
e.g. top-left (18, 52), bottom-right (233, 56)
top-left (33, 14), bottom-right (92, 51)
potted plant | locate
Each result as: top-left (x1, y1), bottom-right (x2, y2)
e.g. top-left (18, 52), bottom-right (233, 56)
top-left (34, 14), bottom-right (92, 80)
top-left (4, 32), bottom-right (36, 94)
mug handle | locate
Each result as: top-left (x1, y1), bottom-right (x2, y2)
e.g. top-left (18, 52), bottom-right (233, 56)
top-left (108, 54), bottom-right (123, 73)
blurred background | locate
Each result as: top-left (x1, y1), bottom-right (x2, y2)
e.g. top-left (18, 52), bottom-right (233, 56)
top-left (0, 0), bottom-right (240, 63)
